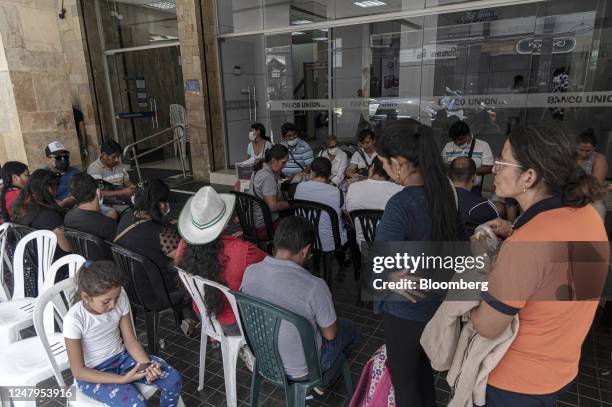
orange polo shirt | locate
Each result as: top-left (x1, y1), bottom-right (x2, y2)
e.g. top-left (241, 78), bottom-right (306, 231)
top-left (485, 202), bottom-right (609, 394)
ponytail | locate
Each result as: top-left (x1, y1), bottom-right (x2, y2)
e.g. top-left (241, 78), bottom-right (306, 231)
top-left (254, 144), bottom-right (288, 174)
top-left (563, 168), bottom-right (605, 208)
top-left (377, 119), bottom-right (458, 241)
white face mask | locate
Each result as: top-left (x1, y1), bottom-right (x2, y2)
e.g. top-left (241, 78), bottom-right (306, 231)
top-left (248, 131), bottom-right (256, 142)
top-left (97, 190), bottom-right (104, 207)
top-left (327, 147), bottom-right (338, 156)
top-left (287, 138), bottom-right (298, 147)
top-left (163, 204), bottom-right (171, 217)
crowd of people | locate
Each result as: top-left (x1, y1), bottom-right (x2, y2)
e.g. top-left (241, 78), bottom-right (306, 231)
top-left (0, 114), bottom-right (609, 406)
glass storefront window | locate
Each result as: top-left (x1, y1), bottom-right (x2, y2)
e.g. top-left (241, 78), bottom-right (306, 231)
top-left (100, 0), bottom-right (179, 50)
top-left (217, 0), bottom-right (264, 35)
top-left (220, 0), bottom-right (612, 177)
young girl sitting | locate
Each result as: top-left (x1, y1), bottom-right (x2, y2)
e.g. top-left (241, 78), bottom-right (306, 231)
top-left (63, 260), bottom-right (182, 406)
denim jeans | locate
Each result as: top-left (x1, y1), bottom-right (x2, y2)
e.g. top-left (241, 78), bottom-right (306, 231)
top-left (77, 350), bottom-right (182, 407)
top-left (319, 319), bottom-right (357, 387)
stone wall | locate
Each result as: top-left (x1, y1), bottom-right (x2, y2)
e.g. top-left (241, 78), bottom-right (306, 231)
top-left (0, 0), bottom-right (98, 170)
top-left (176, 0), bottom-right (227, 180)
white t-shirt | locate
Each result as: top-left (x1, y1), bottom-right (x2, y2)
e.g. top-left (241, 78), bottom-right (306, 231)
top-left (345, 179), bottom-right (403, 246)
top-left (350, 149), bottom-right (378, 170)
top-left (318, 149), bottom-right (348, 186)
top-left (294, 181), bottom-right (347, 252)
top-left (63, 289), bottom-right (131, 368)
top-left (440, 138), bottom-right (494, 186)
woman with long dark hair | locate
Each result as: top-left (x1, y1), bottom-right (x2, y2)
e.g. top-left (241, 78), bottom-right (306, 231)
top-left (0, 161), bottom-right (29, 223)
top-left (247, 123), bottom-right (272, 161)
top-left (12, 168), bottom-right (71, 253)
top-left (374, 119), bottom-right (466, 407)
top-left (114, 179), bottom-right (179, 266)
top-left (470, 125), bottom-right (608, 406)
top-left (175, 186), bottom-right (266, 335)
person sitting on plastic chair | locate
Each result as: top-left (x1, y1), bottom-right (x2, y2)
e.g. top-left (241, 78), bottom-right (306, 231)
top-left (240, 216), bottom-right (357, 394)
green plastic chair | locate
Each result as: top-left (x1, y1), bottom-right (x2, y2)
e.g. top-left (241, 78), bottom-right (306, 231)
top-left (232, 291), bottom-right (353, 407)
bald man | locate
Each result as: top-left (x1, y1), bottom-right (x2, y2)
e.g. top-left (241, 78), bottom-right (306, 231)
top-left (449, 156), bottom-right (499, 235)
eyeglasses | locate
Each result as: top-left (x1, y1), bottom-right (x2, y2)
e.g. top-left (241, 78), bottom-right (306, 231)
top-left (494, 158), bottom-right (524, 172)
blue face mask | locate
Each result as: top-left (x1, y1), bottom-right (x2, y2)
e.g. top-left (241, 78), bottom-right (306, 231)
top-left (248, 131), bottom-right (256, 142)
top-left (287, 138), bottom-right (298, 147)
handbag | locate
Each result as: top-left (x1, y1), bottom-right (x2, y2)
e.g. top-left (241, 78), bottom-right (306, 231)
top-left (349, 345), bottom-right (395, 407)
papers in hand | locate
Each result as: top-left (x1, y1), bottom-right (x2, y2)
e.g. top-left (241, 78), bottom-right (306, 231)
top-left (235, 158), bottom-right (255, 181)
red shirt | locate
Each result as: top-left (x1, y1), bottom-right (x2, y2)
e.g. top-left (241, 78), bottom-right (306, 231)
top-left (0, 187), bottom-right (20, 223)
top-left (176, 235), bottom-right (266, 325)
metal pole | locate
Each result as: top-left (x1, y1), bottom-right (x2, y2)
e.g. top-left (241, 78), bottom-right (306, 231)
top-left (133, 145), bottom-right (142, 183)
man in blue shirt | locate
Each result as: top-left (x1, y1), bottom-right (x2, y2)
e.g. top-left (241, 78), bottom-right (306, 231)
top-left (449, 156), bottom-right (499, 235)
top-left (45, 141), bottom-right (80, 209)
top-left (280, 122), bottom-right (314, 178)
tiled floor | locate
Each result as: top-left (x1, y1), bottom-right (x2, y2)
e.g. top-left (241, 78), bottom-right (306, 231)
top-left (34, 257), bottom-right (612, 407)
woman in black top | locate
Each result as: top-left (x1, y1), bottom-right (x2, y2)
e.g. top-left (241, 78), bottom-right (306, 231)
top-left (115, 179), bottom-right (180, 277)
top-left (12, 169), bottom-right (71, 253)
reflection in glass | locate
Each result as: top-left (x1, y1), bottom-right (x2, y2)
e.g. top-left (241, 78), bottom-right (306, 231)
top-left (101, 0), bottom-right (179, 50)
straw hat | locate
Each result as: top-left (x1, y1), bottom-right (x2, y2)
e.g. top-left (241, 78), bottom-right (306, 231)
top-left (178, 186), bottom-right (235, 245)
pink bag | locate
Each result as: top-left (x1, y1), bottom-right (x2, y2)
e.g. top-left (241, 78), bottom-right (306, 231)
top-left (349, 345), bottom-right (396, 407)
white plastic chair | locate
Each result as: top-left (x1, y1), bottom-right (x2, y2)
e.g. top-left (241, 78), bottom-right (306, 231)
top-left (0, 223), bottom-right (12, 302)
top-left (177, 268), bottom-right (250, 407)
top-left (32, 277), bottom-right (185, 407)
top-left (0, 229), bottom-right (56, 345)
top-left (170, 104), bottom-right (189, 159)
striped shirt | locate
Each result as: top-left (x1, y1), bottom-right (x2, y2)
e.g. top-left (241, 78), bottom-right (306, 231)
top-left (281, 139), bottom-right (314, 177)
top-left (87, 159), bottom-right (130, 187)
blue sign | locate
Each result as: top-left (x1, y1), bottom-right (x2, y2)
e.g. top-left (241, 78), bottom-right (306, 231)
top-left (116, 111), bottom-right (155, 119)
top-left (185, 79), bottom-right (201, 95)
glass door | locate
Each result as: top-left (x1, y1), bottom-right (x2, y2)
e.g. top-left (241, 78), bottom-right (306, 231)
top-left (220, 35), bottom-right (269, 166)
top-left (265, 29), bottom-right (331, 153)
top-left (107, 45), bottom-right (186, 165)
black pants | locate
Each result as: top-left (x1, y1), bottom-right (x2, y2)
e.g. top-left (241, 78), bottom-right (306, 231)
top-left (482, 382), bottom-right (573, 407)
top-left (383, 312), bottom-right (436, 407)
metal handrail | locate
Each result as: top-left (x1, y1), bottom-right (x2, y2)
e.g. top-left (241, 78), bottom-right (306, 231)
top-left (123, 124), bottom-right (188, 183)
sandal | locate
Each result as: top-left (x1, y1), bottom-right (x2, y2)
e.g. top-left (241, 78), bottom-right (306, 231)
top-left (181, 319), bottom-right (199, 338)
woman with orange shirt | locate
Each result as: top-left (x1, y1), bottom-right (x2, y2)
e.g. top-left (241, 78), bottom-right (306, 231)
top-left (470, 125), bottom-right (608, 406)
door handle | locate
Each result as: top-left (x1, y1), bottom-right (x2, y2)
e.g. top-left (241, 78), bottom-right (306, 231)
top-left (253, 85), bottom-right (257, 121)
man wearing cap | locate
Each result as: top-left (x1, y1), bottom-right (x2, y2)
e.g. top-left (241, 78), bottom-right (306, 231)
top-left (45, 141), bottom-right (80, 209)
top-left (88, 140), bottom-right (135, 200)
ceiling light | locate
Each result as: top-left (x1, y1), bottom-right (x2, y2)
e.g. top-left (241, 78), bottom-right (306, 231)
top-left (319, 28), bottom-right (328, 32)
top-left (146, 1), bottom-right (176, 10)
top-left (353, 0), bottom-right (386, 7)
top-left (313, 37), bottom-right (328, 41)
top-left (292, 19), bottom-right (313, 25)
top-left (292, 31), bottom-right (306, 36)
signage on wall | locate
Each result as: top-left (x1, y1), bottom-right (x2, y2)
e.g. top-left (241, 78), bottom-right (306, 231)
top-left (269, 91), bottom-right (612, 112)
top-left (456, 9), bottom-right (498, 24)
top-left (400, 44), bottom-right (458, 63)
top-left (516, 37), bottom-right (576, 55)
top-left (184, 79), bottom-right (201, 96)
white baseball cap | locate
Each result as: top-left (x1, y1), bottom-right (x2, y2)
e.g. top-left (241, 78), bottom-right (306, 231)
top-left (45, 141), bottom-right (68, 156)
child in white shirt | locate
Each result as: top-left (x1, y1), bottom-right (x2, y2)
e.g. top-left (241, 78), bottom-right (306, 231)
top-left (63, 260), bottom-right (182, 406)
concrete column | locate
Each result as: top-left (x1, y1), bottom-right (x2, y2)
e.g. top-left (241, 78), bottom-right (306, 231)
top-left (0, 0), bottom-right (99, 170)
top-left (176, 0), bottom-right (226, 180)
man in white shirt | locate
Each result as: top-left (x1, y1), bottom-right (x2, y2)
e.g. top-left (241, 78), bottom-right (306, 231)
top-left (345, 156), bottom-right (403, 247)
top-left (346, 129), bottom-right (377, 181)
top-left (441, 120), bottom-right (493, 195)
top-left (318, 135), bottom-right (348, 186)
